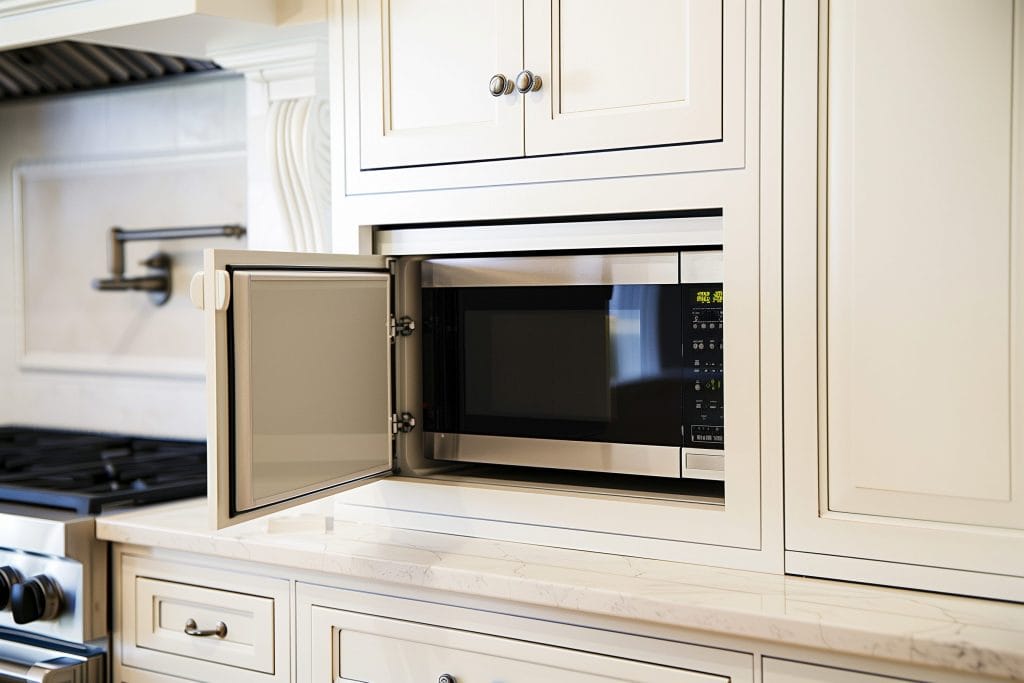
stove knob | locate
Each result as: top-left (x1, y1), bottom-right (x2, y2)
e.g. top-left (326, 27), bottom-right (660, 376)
top-left (10, 575), bottom-right (62, 624)
top-left (0, 566), bottom-right (23, 610)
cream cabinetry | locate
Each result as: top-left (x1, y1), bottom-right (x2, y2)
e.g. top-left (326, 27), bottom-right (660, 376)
top-left (354, 0), bottom-right (524, 168)
top-left (782, 0), bottom-right (1024, 601)
top-left (336, 0), bottom-right (748, 194)
top-left (522, 0), bottom-right (722, 156)
top-left (114, 554), bottom-right (290, 683)
top-left (354, 0), bottom-right (724, 169)
top-left (297, 583), bottom-right (756, 683)
top-left (105, 542), bottom-right (1018, 683)
top-left (763, 659), bottom-right (915, 683)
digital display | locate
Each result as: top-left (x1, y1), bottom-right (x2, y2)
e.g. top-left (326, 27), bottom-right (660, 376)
top-left (694, 290), bottom-right (724, 304)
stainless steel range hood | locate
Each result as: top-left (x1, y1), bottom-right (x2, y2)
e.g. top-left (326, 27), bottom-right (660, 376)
top-left (0, 40), bottom-right (220, 100)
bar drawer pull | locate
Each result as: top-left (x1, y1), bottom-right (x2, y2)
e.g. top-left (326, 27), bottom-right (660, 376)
top-left (184, 618), bottom-right (227, 638)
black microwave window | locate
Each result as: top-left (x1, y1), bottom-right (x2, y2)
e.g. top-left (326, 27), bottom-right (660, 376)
top-left (422, 284), bottom-right (685, 447)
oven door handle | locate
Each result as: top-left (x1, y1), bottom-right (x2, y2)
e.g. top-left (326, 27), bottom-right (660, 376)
top-left (0, 656), bottom-right (86, 682)
top-left (0, 638), bottom-right (101, 683)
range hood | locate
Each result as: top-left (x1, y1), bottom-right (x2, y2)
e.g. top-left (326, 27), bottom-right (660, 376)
top-left (0, 40), bottom-right (219, 100)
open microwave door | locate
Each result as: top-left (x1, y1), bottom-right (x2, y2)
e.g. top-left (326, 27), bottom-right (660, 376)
top-left (197, 249), bottom-right (397, 529)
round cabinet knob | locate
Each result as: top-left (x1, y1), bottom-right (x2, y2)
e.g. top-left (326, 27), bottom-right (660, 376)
top-left (438, 675), bottom-right (457, 683)
top-left (10, 575), bottom-right (62, 624)
top-left (0, 566), bottom-right (23, 610)
top-left (488, 74), bottom-right (514, 97)
top-left (515, 69), bottom-right (543, 93)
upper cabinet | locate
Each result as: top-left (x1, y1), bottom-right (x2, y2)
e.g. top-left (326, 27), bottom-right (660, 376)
top-left (783, 0), bottom-right (1024, 601)
top-left (337, 0), bottom-right (747, 195)
top-left (356, 0), bottom-right (723, 169)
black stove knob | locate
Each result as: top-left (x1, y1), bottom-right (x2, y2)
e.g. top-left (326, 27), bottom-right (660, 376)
top-left (10, 575), bottom-right (62, 624)
top-left (0, 566), bottom-right (23, 610)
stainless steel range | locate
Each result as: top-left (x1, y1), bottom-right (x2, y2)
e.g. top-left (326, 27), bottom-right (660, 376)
top-left (0, 427), bottom-right (206, 682)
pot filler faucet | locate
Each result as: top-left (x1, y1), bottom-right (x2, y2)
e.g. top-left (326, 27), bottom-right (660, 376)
top-left (92, 224), bottom-right (246, 305)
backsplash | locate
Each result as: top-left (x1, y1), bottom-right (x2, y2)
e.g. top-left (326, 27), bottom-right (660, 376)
top-left (0, 74), bottom-right (246, 439)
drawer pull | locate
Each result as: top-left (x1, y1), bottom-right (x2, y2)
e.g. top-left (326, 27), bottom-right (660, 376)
top-left (438, 675), bottom-right (456, 683)
top-left (184, 618), bottom-right (227, 638)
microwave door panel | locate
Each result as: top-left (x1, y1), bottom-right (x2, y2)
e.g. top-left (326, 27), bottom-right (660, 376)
top-left (204, 250), bottom-right (394, 530)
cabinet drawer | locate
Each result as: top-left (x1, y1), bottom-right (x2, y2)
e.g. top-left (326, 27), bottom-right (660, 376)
top-left (316, 608), bottom-right (738, 683)
top-left (135, 577), bottom-right (274, 671)
top-left (120, 555), bottom-right (289, 682)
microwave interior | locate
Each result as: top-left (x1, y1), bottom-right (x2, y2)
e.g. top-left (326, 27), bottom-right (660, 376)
top-left (224, 247), bottom-right (727, 520)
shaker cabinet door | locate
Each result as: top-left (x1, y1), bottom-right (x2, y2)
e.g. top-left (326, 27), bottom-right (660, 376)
top-left (820, 0), bottom-right (1024, 531)
top-left (199, 250), bottom-right (396, 529)
top-left (783, 0), bottom-right (1024, 599)
top-left (356, 0), bottom-right (525, 168)
top-left (523, 0), bottom-right (726, 155)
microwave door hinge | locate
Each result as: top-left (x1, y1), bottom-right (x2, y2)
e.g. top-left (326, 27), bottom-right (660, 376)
top-left (391, 412), bottom-right (417, 435)
top-left (389, 315), bottom-right (416, 340)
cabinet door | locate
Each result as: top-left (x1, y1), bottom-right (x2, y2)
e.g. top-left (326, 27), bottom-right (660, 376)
top-left (198, 250), bottom-right (399, 529)
top-left (356, 0), bottom-right (524, 168)
top-left (783, 0), bottom-right (1024, 598)
top-left (763, 659), bottom-right (919, 683)
top-left (523, 0), bottom-right (724, 155)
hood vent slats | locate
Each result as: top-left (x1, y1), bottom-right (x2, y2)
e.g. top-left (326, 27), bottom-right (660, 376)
top-left (0, 40), bottom-right (220, 101)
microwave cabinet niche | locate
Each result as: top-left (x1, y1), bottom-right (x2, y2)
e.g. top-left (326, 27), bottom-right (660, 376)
top-left (192, 249), bottom-right (727, 530)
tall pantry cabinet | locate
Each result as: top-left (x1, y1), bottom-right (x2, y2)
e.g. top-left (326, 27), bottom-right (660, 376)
top-left (783, 0), bottom-right (1024, 600)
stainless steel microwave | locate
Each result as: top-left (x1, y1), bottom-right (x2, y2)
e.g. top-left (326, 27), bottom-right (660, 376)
top-left (195, 247), bottom-right (725, 528)
top-left (418, 251), bottom-right (724, 480)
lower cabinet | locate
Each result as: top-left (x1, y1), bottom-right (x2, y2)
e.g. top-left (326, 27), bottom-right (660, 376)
top-left (110, 547), bottom-right (1008, 683)
top-left (297, 583), bottom-right (753, 683)
top-left (114, 554), bottom-right (290, 683)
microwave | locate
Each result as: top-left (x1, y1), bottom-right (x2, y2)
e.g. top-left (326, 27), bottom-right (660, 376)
top-left (195, 246), bottom-right (725, 528)
top-left (418, 251), bottom-right (724, 479)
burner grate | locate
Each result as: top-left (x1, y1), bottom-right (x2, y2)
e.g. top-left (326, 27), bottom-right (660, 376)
top-left (0, 426), bottom-right (206, 514)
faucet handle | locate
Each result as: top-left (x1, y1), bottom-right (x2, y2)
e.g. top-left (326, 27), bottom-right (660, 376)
top-left (140, 253), bottom-right (171, 269)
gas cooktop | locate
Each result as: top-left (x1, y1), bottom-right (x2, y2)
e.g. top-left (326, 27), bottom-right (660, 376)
top-left (0, 426), bottom-right (206, 514)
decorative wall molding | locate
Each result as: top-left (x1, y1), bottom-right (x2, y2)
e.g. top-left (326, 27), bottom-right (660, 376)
top-left (213, 37), bottom-right (331, 253)
top-left (13, 148), bottom-right (246, 379)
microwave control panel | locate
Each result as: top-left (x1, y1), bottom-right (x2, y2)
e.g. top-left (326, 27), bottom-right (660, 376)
top-left (681, 283), bottom-right (724, 449)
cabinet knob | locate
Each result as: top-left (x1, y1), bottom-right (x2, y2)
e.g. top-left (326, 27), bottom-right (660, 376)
top-left (488, 74), bottom-right (514, 97)
top-left (515, 69), bottom-right (542, 93)
top-left (438, 675), bottom-right (456, 683)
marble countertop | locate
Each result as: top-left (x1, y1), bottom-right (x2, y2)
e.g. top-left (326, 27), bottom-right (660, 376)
top-left (97, 497), bottom-right (1024, 680)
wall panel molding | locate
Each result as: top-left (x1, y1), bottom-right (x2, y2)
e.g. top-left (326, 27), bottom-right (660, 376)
top-left (13, 148), bottom-right (245, 379)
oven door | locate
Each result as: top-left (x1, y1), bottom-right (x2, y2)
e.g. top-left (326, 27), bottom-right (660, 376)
top-left (196, 250), bottom-right (405, 530)
top-left (0, 638), bottom-right (105, 682)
